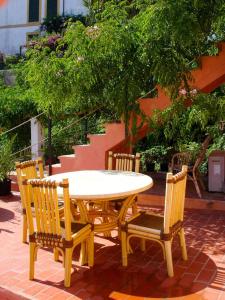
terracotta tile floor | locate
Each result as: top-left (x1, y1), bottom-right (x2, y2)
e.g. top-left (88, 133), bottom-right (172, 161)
top-left (1, 192), bottom-right (225, 300)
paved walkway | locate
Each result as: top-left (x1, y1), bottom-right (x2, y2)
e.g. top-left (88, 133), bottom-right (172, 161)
top-left (0, 193), bottom-right (225, 300)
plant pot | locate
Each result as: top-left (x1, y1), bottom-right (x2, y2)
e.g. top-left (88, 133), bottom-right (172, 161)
top-left (0, 178), bottom-right (11, 196)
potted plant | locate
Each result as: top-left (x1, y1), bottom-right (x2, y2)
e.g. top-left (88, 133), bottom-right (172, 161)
top-left (0, 137), bottom-right (15, 195)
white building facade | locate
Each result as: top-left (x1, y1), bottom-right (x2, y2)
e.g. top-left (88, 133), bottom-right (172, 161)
top-left (0, 0), bottom-right (87, 55)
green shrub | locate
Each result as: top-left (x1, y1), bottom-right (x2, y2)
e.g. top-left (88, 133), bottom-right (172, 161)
top-left (0, 136), bottom-right (16, 181)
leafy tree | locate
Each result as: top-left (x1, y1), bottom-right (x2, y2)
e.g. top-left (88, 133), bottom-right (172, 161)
top-left (63, 20), bottom-right (151, 133)
top-left (134, 0), bottom-right (225, 94)
top-left (0, 70), bottom-right (36, 151)
top-left (23, 19), bottom-right (151, 133)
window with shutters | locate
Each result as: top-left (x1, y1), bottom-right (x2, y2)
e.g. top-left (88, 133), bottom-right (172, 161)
top-left (46, 0), bottom-right (58, 18)
top-left (28, 0), bottom-right (40, 23)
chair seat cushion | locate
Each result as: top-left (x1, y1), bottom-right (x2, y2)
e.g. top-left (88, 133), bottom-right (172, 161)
top-left (128, 213), bottom-right (164, 235)
top-left (60, 220), bottom-right (88, 235)
top-left (30, 200), bottom-right (64, 208)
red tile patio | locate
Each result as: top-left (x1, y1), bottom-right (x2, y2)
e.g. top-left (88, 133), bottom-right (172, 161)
top-left (1, 191), bottom-right (225, 300)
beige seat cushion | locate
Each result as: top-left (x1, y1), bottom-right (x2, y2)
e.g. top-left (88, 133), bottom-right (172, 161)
top-left (128, 213), bottom-right (164, 235)
top-left (60, 220), bottom-right (88, 236)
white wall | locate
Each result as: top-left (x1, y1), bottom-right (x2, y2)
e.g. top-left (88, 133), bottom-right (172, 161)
top-left (0, 26), bottom-right (39, 55)
top-left (31, 118), bottom-right (44, 160)
top-left (62, 0), bottom-right (88, 15)
top-left (0, 0), bottom-right (27, 26)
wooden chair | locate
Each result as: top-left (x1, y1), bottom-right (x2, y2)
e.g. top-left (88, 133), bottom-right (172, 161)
top-left (108, 151), bottom-right (141, 173)
top-left (170, 135), bottom-right (211, 198)
top-left (22, 178), bottom-right (94, 288)
top-left (120, 165), bottom-right (188, 277)
top-left (107, 151), bottom-right (141, 213)
top-left (15, 158), bottom-right (45, 243)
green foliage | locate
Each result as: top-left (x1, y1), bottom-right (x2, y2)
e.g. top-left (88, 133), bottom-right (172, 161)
top-left (211, 2), bottom-right (225, 39)
top-left (140, 145), bottom-right (172, 172)
top-left (134, 0), bottom-right (223, 93)
top-left (0, 136), bottom-right (16, 181)
top-left (0, 69), bottom-right (37, 152)
top-left (4, 55), bottom-right (21, 67)
top-left (64, 20), bottom-right (150, 127)
top-left (23, 19), bottom-right (151, 132)
top-left (92, 0), bottom-right (225, 94)
top-left (41, 14), bottom-right (87, 33)
top-left (150, 90), bottom-right (225, 150)
top-left (178, 142), bottom-right (201, 162)
top-left (0, 54), bottom-right (21, 70)
top-left (207, 134), bottom-right (225, 164)
top-left (136, 87), bottom-right (225, 173)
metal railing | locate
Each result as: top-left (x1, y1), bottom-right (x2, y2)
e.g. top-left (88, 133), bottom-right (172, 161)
top-left (0, 112), bottom-right (44, 137)
top-left (11, 107), bottom-right (104, 173)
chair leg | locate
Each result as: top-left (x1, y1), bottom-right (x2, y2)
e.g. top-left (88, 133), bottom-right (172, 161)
top-left (64, 248), bottom-right (73, 288)
top-left (140, 238), bottom-right (146, 252)
top-left (54, 248), bottom-right (59, 261)
top-left (88, 232), bottom-right (94, 267)
top-left (179, 229), bottom-right (188, 261)
top-left (29, 242), bottom-right (36, 280)
top-left (22, 214), bottom-right (27, 243)
top-left (34, 245), bottom-right (38, 261)
top-left (121, 231), bottom-right (128, 266)
top-left (164, 240), bottom-right (174, 277)
top-left (79, 241), bottom-right (88, 265)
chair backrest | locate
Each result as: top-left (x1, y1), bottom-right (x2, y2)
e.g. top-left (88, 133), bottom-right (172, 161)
top-left (16, 158), bottom-right (44, 209)
top-left (16, 157), bottom-right (44, 191)
top-left (108, 151), bottom-right (141, 173)
top-left (22, 178), bottom-right (72, 246)
top-left (171, 135), bottom-right (211, 172)
top-left (164, 165), bottom-right (188, 235)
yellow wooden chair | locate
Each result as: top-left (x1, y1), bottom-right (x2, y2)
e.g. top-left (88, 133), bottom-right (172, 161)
top-left (15, 158), bottom-right (45, 243)
top-left (108, 151), bottom-right (141, 213)
top-left (108, 151), bottom-right (141, 173)
top-left (120, 165), bottom-right (188, 277)
top-left (22, 178), bottom-right (94, 288)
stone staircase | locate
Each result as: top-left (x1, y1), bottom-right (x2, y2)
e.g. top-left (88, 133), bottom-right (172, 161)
top-left (52, 122), bottom-right (126, 174)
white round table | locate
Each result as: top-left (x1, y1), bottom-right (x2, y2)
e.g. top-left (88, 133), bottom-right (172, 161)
top-left (46, 170), bottom-right (153, 238)
top-left (46, 170), bottom-right (153, 201)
